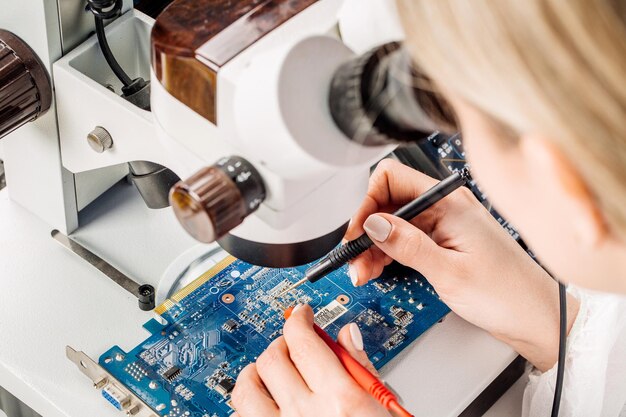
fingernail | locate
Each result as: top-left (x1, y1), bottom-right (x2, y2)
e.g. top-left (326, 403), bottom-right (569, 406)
top-left (364, 215), bottom-right (392, 242)
top-left (348, 264), bottom-right (359, 286)
top-left (349, 323), bottom-right (364, 351)
top-left (292, 304), bottom-right (304, 313)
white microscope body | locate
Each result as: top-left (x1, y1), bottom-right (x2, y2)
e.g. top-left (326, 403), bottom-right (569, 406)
top-left (49, 0), bottom-right (403, 266)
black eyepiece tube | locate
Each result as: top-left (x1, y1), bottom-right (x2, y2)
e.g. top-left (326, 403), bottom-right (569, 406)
top-left (329, 42), bottom-right (457, 146)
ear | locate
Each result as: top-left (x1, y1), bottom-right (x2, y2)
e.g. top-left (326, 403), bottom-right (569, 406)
top-left (518, 134), bottom-right (607, 246)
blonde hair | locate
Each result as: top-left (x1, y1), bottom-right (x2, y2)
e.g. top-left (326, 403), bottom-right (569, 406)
top-left (398, 0), bottom-right (626, 238)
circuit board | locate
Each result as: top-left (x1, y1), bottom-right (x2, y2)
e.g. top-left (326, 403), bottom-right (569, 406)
top-left (83, 132), bottom-right (528, 417)
top-left (417, 132), bottom-right (524, 243)
top-left (97, 258), bottom-right (450, 417)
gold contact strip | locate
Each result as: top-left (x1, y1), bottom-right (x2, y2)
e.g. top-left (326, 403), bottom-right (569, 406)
top-left (154, 255), bottom-right (237, 315)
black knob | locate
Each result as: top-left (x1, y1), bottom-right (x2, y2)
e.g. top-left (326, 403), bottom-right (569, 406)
top-left (0, 30), bottom-right (52, 140)
top-left (137, 284), bottom-right (155, 311)
top-left (169, 156), bottom-right (266, 243)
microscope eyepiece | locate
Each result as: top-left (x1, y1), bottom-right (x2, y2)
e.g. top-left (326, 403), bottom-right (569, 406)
top-left (329, 42), bottom-right (457, 146)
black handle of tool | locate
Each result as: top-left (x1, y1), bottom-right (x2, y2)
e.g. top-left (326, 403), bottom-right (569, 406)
top-left (304, 168), bottom-right (471, 284)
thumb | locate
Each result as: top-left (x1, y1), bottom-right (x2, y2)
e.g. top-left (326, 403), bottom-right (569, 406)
top-left (363, 213), bottom-right (447, 278)
top-left (337, 323), bottom-right (379, 376)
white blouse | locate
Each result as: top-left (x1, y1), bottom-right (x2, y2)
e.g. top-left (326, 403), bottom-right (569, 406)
top-left (523, 288), bottom-right (626, 416)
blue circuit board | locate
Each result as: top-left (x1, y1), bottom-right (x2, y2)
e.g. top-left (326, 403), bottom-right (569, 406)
top-left (417, 132), bottom-right (524, 242)
top-left (98, 258), bottom-right (450, 417)
top-left (93, 132), bottom-right (531, 417)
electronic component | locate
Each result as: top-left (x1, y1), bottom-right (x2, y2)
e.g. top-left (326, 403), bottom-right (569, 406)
top-left (96, 258), bottom-right (449, 416)
top-left (384, 333), bottom-right (406, 350)
top-left (414, 133), bottom-right (527, 245)
top-left (374, 281), bottom-right (397, 294)
top-left (175, 384), bottom-right (194, 400)
top-left (390, 306), bottom-right (414, 327)
top-left (102, 385), bottom-right (128, 410)
top-left (214, 378), bottom-right (236, 398)
top-left (355, 309), bottom-right (385, 327)
top-left (125, 362), bottom-right (148, 382)
top-left (222, 319), bottom-right (239, 333)
top-left (162, 366), bottom-right (182, 382)
top-left (428, 132), bottom-right (448, 147)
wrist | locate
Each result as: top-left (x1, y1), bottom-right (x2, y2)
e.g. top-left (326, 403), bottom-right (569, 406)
top-left (494, 287), bottom-right (580, 372)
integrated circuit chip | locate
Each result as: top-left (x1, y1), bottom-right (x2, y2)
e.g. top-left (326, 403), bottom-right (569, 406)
top-left (390, 306), bottom-right (414, 327)
top-left (162, 366), bottom-right (182, 382)
top-left (222, 319), bottom-right (239, 333)
top-left (214, 378), bottom-right (236, 398)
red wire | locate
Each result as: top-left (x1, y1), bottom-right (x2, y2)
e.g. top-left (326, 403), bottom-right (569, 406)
top-left (284, 307), bottom-right (414, 417)
top-left (389, 400), bottom-right (414, 417)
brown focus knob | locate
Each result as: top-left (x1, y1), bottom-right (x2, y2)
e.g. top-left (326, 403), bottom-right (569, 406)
top-left (0, 30), bottom-right (52, 140)
top-left (170, 156), bottom-right (266, 243)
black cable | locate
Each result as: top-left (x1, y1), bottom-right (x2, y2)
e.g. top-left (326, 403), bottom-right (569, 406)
top-left (94, 18), bottom-right (133, 87)
top-left (87, 0), bottom-right (123, 19)
top-left (551, 281), bottom-right (567, 417)
top-left (87, 0), bottom-right (133, 87)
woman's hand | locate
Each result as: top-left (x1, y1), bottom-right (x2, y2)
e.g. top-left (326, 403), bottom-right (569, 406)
top-left (231, 159), bottom-right (579, 417)
top-left (231, 305), bottom-right (390, 417)
top-left (346, 159), bottom-right (579, 372)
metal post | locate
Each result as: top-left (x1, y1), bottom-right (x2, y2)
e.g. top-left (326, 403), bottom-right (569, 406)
top-left (0, 0), bottom-right (78, 233)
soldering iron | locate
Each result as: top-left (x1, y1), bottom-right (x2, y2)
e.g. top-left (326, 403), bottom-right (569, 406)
top-left (278, 167), bottom-right (472, 297)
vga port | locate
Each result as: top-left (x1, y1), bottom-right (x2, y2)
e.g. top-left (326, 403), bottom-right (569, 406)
top-left (102, 385), bottom-right (128, 410)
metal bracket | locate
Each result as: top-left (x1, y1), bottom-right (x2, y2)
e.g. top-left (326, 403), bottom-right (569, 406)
top-left (51, 229), bottom-right (155, 310)
top-left (66, 346), bottom-right (158, 417)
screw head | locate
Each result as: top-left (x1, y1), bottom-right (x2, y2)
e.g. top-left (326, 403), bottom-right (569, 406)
top-left (87, 126), bottom-right (113, 153)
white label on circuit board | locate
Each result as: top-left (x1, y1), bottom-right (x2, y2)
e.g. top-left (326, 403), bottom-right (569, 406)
top-left (314, 300), bottom-right (348, 329)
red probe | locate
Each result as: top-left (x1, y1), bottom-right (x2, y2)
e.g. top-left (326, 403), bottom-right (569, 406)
top-left (284, 307), bottom-right (414, 417)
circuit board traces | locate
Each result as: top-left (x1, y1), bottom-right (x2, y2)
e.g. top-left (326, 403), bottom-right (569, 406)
top-left (98, 259), bottom-right (450, 417)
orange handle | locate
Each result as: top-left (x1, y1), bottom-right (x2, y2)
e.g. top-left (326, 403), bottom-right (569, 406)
top-left (284, 307), bottom-right (413, 417)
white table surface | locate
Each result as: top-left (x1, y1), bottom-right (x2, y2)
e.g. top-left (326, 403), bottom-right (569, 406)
top-left (0, 183), bottom-right (524, 417)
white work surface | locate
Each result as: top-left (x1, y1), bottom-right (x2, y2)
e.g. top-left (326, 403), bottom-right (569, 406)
top-left (0, 183), bottom-right (524, 417)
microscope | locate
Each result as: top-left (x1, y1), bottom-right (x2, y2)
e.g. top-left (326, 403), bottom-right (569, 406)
top-left (0, 1), bottom-right (524, 416)
top-left (0, 0), bottom-right (457, 269)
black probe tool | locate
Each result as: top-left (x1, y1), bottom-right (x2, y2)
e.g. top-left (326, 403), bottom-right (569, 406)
top-left (276, 168), bottom-right (472, 297)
